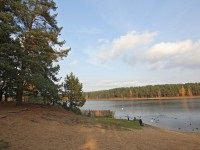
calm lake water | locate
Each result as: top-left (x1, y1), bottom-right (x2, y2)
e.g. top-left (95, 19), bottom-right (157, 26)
top-left (81, 99), bottom-right (200, 132)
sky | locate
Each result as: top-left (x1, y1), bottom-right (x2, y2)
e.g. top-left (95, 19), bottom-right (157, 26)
top-left (54, 0), bottom-right (200, 92)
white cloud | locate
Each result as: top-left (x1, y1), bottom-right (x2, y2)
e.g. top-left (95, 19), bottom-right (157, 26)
top-left (147, 40), bottom-right (193, 61)
top-left (87, 30), bottom-right (200, 70)
top-left (82, 79), bottom-right (140, 92)
top-left (110, 31), bottom-right (156, 58)
top-left (118, 38), bottom-right (200, 70)
top-left (146, 39), bottom-right (200, 69)
top-left (88, 31), bottom-right (157, 64)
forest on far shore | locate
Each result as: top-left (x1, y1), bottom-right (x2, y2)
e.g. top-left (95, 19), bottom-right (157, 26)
top-left (84, 83), bottom-right (200, 100)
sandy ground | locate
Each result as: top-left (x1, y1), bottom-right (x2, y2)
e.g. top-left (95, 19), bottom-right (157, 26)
top-left (0, 102), bottom-right (200, 150)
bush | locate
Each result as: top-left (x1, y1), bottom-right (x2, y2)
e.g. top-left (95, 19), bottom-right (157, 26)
top-left (62, 101), bottom-right (82, 115)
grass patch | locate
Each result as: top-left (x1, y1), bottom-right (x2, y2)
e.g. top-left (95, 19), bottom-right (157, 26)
top-left (90, 117), bottom-right (142, 130)
top-left (0, 140), bottom-right (9, 150)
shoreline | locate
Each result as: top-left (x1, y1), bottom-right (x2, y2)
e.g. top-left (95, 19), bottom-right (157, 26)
top-left (1, 103), bottom-right (200, 150)
top-left (143, 122), bottom-right (200, 134)
top-left (86, 96), bottom-right (200, 101)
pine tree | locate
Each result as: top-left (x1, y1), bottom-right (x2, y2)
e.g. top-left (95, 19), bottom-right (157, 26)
top-left (0, 0), bottom-right (22, 101)
top-left (1, 0), bottom-right (69, 104)
top-left (63, 72), bottom-right (86, 111)
top-left (179, 85), bottom-right (186, 97)
top-left (187, 86), bottom-right (193, 96)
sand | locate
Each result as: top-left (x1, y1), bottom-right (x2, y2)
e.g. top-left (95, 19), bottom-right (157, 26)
top-left (0, 102), bottom-right (200, 150)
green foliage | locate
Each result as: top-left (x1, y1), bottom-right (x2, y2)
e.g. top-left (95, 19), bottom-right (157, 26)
top-left (0, 0), bottom-right (69, 104)
top-left (91, 117), bottom-right (141, 130)
top-left (85, 83), bottom-right (200, 99)
top-left (26, 95), bottom-right (44, 104)
top-left (62, 72), bottom-right (86, 111)
top-left (0, 0), bottom-right (21, 101)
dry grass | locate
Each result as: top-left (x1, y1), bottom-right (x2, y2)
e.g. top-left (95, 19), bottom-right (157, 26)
top-left (82, 109), bottom-right (114, 117)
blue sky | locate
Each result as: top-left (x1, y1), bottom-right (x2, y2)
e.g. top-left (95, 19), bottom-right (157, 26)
top-left (55, 0), bottom-right (200, 92)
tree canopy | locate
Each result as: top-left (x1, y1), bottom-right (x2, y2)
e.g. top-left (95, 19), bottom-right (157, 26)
top-left (0, 0), bottom-right (69, 105)
top-left (62, 72), bottom-right (86, 111)
top-left (85, 83), bottom-right (200, 100)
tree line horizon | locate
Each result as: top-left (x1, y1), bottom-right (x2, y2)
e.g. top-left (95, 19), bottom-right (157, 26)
top-left (84, 83), bottom-right (200, 100)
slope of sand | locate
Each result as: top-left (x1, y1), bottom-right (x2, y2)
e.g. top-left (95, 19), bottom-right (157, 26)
top-left (0, 102), bottom-right (200, 150)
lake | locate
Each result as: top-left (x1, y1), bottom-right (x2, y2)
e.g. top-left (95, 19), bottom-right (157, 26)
top-left (81, 98), bottom-right (200, 132)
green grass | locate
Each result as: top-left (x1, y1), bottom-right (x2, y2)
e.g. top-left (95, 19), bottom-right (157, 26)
top-left (90, 117), bottom-right (142, 130)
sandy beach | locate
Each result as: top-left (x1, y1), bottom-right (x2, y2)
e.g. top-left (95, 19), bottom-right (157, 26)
top-left (0, 102), bottom-right (200, 150)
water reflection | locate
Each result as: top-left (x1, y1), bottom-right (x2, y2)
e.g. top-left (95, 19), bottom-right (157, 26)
top-left (81, 99), bottom-right (200, 132)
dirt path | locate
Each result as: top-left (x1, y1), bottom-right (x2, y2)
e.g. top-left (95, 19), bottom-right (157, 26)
top-left (0, 102), bottom-right (200, 150)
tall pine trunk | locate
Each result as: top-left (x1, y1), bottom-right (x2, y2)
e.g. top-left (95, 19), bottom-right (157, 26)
top-left (16, 81), bottom-right (23, 105)
top-left (0, 90), bottom-right (2, 101)
top-left (5, 94), bottom-right (8, 102)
